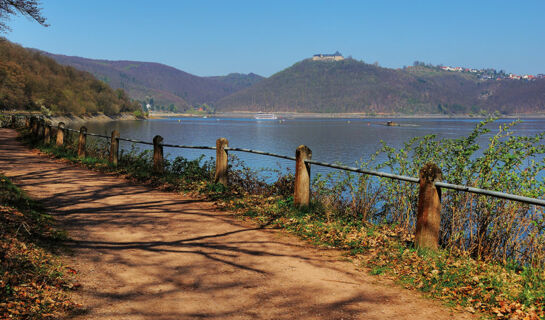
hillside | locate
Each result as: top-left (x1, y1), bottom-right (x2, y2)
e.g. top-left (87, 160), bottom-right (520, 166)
top-left (216, 59), bottom-right (545, 115)
top-left (0, 40), bottom-right (139, 115)
top-left (42, 52), bottom-right (264, 110)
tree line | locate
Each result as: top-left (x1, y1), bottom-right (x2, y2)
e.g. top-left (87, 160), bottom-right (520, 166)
top-left (0, 39), bottom-right (140, 115)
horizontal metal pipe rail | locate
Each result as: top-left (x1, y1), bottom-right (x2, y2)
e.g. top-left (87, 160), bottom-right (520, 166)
top-left (305, 159), bottom-right (545, 207)
top-left (305, 159), bottom-right (420, 183)
top-left (435, 181), bottom-right (545, 207)
top-left (225, 147), bottom-right (296, 161)
top-left (162, 143), bottom-right (216, 150)
top-left (64, 128), bottom-right (110, 139)
top-left (118, 137), bottom-right (153, 145)
top-left (28, 119), bottom-right (545, 208)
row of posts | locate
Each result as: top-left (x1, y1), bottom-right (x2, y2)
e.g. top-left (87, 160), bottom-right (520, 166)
top-left (22, 116), bottom-right (443, 250)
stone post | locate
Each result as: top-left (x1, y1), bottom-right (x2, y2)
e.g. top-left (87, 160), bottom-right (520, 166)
top-left (214, 138), bottom-right (229, 185)
top-left (153, 135), bottom-right (164, 174)
top-left (415, 163), bottom-right (443, 250)
top-left (56, 122), bottom-right (65, 147)
top-left (44, 122), bottom-right (51, 144)
top-left (77, 126), bottom-right (87, 158)
top-left (294, 145), bottom-right (312, 208)
top-left (109, 130), bottom-right (120, 166)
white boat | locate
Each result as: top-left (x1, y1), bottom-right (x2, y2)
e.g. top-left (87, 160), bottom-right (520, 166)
top-left (255, 112), bottom-right (278, 120)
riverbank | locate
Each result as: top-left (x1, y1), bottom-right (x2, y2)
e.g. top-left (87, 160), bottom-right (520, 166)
top-left (9, 120), bottom-right (545, 319)
top-left (1, 111), bottom-right (141, 126)
top-left (150, 111), bottom-right (545, 119)
top-left (0, 128), bottom-right (476, 320)
top-left (46, 112), bottom-right (140, 126)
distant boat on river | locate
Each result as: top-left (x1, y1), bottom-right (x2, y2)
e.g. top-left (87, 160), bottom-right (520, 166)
top-left (255, 112), bottom-right (278, 120)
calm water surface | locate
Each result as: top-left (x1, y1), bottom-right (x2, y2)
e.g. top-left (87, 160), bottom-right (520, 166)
top-left (75, 117), bottom-right (545, 179)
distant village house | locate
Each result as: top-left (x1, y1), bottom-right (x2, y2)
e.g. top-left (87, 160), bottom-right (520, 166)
top-left (312, 51), bottom-right (344, 61)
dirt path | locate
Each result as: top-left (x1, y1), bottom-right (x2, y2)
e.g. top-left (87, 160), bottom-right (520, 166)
top-left (0, 128), bottom-right (473, 319)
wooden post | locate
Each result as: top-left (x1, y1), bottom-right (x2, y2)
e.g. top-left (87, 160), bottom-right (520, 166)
top-left (31, 117), bottom-right (38, 135)
top-left (25, 116), bottom-right (30, 128)
top-left (77, 126), bottom-right (87, 158)
top-left (56, 122), bottom-right (65, 147)
top-left (10, 115), bottom-right (16, 128)
top-left (153, 135), bottom-right (164, 173)
top-left (415, 163), bottom-right (443, 250)
top-left (37, 119), bottom-right (44, 139)
top-left (44, 123), bottom-right (51, 144)
top-left (214, 138), bottom-right (229, 185)
top-left (109, 130), bottom-right (120, 166)
top-left (294, 145), bottom-right (312, 208)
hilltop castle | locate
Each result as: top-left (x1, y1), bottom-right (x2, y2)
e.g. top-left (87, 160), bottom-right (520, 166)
top-left (312, 51), bottom-right (344, 61)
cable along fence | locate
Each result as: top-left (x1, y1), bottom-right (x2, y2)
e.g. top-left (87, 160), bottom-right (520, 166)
top-left (15, 114), bottom-right (545, 250)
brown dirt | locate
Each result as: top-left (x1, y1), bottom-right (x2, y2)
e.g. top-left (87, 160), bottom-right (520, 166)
top-left (0, 128), bottom-right (474, 319)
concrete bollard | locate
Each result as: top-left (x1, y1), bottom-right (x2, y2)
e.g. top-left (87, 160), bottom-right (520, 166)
top-left (153, 135), bottom-right (164, 174)
top-left (56, 122), bottom-right (65, 147)
top-left (415, 163), bottom-right (443, 250)
top-left (109, 130), bottom-right (120, 166)
top-left (294, 145), bottom-right (312, 208)
top-left (77, 126), bottom-right (87, 158)
top-left (214, 138), bottom-right (229, 185)
top-left (44, 123), bottom-right (51, 144)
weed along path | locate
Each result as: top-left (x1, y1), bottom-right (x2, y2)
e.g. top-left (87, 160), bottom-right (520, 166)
top-left (0, 128), bottom-right (473, 320)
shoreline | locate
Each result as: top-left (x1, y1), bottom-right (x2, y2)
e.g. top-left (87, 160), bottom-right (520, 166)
top-left (48, 113), bottom-right (140, 125)
top-left (149, 111), bottom-right (545, 120)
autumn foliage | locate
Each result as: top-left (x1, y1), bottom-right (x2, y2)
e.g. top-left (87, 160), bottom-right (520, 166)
top-left (0, 39), bottom-right (140, 115)
top-left (0, 174), bottom-right (78, 319)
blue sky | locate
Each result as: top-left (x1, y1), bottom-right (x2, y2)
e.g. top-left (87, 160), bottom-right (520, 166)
top-left (5, 0), bottom-right (545, 77)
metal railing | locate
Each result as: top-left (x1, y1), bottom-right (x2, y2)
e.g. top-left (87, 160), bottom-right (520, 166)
top-left (20, 115), bottom-right (545, 208)
top-left (13, 114), bottom-right (545, 249)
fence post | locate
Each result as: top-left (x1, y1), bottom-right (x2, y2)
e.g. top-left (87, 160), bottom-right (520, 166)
top-left (36, 119), bottom-right (42, 138)
top-left (37, 119), bottom-right (44, 139)
top-left (77, 126), bottom-right (87, 158)
top-left (415, 163), bottom-right (442, 250)
top-left (31, 117), bottom-right (38, 135)
top-left (11, 115), bottom-right (16, 128)
top-left (56, 122), bottom-right (65, 147)
top-left (294, 145), bottom-right (312, 208)
top-left (44, 122), bottom-right (51, 144)
top-left (109, 130), bottom-right (120, 166)
top-left (214, 138), bottom-right (229, 185)
top-left (25, 116), bottom-right (30, 128)
top-left (153, 135), bottom-right (164, 173)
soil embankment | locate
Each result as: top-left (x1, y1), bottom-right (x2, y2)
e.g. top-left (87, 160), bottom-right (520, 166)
top-left (0, 128), bottom-right (473, 319)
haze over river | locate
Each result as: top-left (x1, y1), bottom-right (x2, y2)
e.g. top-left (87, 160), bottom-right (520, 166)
top-left (76, 117), bottom-right (545, 180)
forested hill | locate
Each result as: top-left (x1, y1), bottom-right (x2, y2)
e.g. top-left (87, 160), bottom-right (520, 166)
top-left (43, 52), bottom-right (264, 110)
top-left (0, 40), bottom-right (139, 115)
top-left (216, 59), bottom-right (545, 115)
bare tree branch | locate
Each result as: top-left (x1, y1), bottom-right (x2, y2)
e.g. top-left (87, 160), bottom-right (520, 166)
top-left (0, 0), bottom-right (48, 33)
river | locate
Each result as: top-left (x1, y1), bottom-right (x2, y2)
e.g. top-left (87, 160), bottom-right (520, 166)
top-left (73, 117), bottom-right (545, 180)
